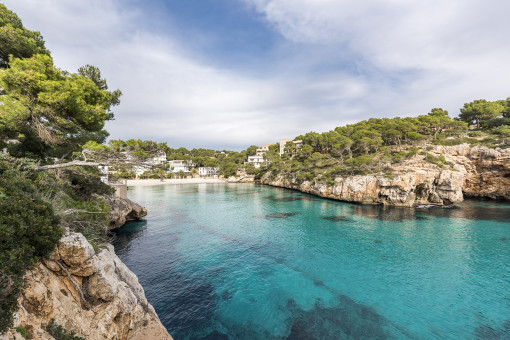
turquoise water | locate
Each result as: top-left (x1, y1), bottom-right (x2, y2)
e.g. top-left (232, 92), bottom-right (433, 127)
top-left (113, 183), bottom-right (510, 339)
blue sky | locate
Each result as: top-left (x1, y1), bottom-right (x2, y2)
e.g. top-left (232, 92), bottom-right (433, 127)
top-left (3, 0), bottom-right (510, 150)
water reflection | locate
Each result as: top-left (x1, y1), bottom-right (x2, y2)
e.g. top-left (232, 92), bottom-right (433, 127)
top-left (349, 202), bottom-right (510, 223)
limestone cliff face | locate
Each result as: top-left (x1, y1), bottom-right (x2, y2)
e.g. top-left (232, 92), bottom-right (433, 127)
top-left (103, 196), bottom-right (147, 230)
top-left (436, 145), bottom-right (510, 200)
top-left (262, 169), bottom-right (464, 207)
top-left (1, 233), bottom-right (172, 340)
top-left (226, 175), bottom-right (255, 183)
top-left (261, 144), bottom-right (510, 206)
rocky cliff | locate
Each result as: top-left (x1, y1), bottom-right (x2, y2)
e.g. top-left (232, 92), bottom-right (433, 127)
top-left (103, 196), bottom-right (147, 230)
top-left (261, 144), bottom-right (510, 206)
top-left (1, 233), bottom-right (172, 340)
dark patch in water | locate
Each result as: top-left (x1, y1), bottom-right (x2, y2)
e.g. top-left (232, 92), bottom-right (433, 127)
top-left (374, 240), bottom-right (382, 244)
top-left (207, 267), bottom-right (226, 275)
top-left (264, 195), bottom-right (304, 202)
top-left (321, 215), bottom-right (350, 222)
top-left (195, 331), bottom-right (229, 340)
top-left (313, 279), bottom-right (325, 287)
top-left (275, 257), bottom-right (285, 264)
top-left (285, 296), bottom-right (393, 339)
top-left (156, 280), bottom-right (218, 336)
top-left (221, 290), bottom-right (233, 301)
top-left (474, 319), bottom-right (510, 339)
top-left (264, 212), bottom-right (300, 219)
top-left (349, 200), bottom-right (510, 223)
top-left (500, 237), bottom-right (508, 242)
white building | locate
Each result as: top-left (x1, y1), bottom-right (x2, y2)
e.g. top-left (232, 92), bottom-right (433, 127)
top-left (246, 155), bottom-right (265, 169)
top-left (279, 139), bottom-right (303, 156)
top-left (256, 143), bottom-right (275, 156)
top-left (148, 152), bottom-right (167, 165)
top-left (98, 165), bottom-right (109, 183)
top-left (169, 160), bottom-right (191, 173)
top-left (199, 167), bottom-right (219, 177)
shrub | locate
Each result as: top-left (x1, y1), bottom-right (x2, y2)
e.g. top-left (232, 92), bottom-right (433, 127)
top-left (0, 156), bottom-right (63, 333)
top-left (43, 319), bottom-right (85, 340)
top-left (15, 326), bottom-right (30, 339)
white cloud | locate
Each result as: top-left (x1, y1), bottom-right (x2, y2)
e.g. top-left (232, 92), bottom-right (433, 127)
top-left (3, 0), bottom-right (372, 148)
top-left (3, 0), bottom-right (510, 149)
top-left (244, 0), bottom-right (510, 112)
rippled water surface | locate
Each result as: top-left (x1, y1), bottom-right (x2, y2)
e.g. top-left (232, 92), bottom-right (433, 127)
top-left (113, 183), bottom-right (510, 339)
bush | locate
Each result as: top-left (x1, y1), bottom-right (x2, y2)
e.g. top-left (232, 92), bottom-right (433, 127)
top-left (15, 326), bottom-right (29, 339)
top-left (468, 131), bottom-right (485, 138)
top-left (296, 172), bottom-right (314, 183)
top-left (0, 156), bottom-right (63, 333)
top-left (44, 319), bottom-right (85, 340)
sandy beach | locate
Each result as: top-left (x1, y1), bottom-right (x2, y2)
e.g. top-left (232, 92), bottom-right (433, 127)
top-left (126, 178), bottom-right (226, 187)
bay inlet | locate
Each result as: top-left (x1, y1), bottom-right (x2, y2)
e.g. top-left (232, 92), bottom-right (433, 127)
top-left (113, 183), bottom-right (510, 339)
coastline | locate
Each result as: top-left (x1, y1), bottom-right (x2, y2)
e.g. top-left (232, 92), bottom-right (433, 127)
top-left (127, 178), bottom-right (226, 187)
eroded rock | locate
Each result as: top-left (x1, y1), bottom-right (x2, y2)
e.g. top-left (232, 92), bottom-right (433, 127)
top-left (2, 233), bottom-right (172, 340)
top-left (262, 144), bottom-right (510, 205)
top-left (103, 196), bottom-right (148, 230)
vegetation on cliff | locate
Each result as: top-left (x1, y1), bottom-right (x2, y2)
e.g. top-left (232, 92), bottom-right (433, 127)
top-left (260, 101), bottom-right (509, 186)
top-left (0, 4), bottom-right (118, 333)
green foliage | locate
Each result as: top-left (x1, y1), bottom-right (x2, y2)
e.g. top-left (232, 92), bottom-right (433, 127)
top-left (482, 117), bottom-right (510, 129)
top-left (424, 153), bottom-right (447, 168)
top-left (244, 163), bottom-right (256, 175)
top-left (432, 137), bottom-right (480, 146)
top-left (0, 4), bottom-right (49, 68)
top-left (0, 156), bottom-right (62, 333)
top-left (14, 326), bottom-right (30, 339)
top-left (219, 160), bottom-right (238, 177)
top-left (0, 54), bottom-right (121, 158)
top-left (492, 125), bottom-right (510, 137)
top-left (459, 99), bottom-right (505, 127)
top-left (246, 145), bottom-right (257, 156)
top-left (43, 319), bottom-right (85, 340)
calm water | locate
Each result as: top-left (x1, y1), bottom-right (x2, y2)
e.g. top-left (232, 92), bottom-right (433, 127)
top-left (113, 183), bottom-right (510, 340)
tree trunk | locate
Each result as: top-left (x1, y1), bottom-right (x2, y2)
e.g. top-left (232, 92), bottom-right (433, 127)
top-left (34, 161), bottom-right (100, 171)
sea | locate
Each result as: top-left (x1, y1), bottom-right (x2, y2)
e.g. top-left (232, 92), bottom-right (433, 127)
top-left (112, 183), bottom-right (510, 340)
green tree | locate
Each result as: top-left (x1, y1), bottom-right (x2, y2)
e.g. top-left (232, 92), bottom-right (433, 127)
top-left (0, 4), bottom-right (50, 67)
top-left (0, 54), bottom-right (121, 158)
top-left (459, 99), bottom-right (504, 128)
top-left (502, 97), bottom-right (510, 118)
top-left (246, 145), bottom-right (257, 156)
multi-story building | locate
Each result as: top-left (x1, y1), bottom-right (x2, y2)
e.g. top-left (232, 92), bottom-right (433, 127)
top-left (169, 160), bottom-right (192, 173)
top-left (279, 139), bottom-right (303, 156)
top-left (246, 155), bottom-right (265, 168)
top-left (199, 167), bottom-right (219, 177)
top-left (256, 143), bottom-right (275, 156)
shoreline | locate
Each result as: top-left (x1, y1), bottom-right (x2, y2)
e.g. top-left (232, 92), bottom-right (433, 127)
top-left (127, 178), bottom-right (226, 187)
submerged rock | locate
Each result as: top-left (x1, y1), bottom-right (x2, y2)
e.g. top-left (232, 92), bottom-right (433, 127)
top-left (2, 233), bottom-right (172, 340)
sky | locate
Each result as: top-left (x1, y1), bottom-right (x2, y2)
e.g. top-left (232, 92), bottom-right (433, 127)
top-left (3, 0), bottom-right (510, 150)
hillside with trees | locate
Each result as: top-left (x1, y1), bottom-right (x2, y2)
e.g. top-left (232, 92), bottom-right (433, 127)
top-left (259, 100), bottom-right (509, 186)
top-left (81, 139), bottom-right (257, 178)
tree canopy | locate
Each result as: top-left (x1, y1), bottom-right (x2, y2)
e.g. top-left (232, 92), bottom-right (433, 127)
top-left (459, 99), bottom-right (505, 128)
top-left (0, 54), bottom-right (121, 158)
top-left (0, 3), bottom-right (49, 67)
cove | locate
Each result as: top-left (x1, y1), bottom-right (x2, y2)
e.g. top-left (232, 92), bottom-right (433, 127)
top-left (112, 183), bottom-right (510, 339)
